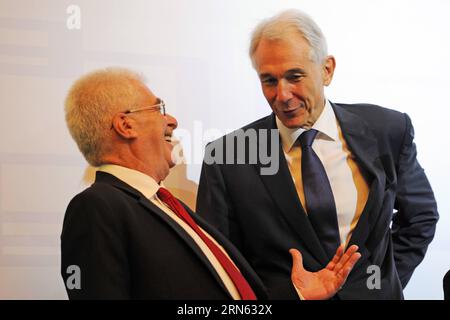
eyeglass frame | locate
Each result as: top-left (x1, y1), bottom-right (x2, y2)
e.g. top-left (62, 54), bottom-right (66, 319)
top-left (110, 99), bottom-right (166, 130)
top-left (124, 98), bottom-right (166, 116)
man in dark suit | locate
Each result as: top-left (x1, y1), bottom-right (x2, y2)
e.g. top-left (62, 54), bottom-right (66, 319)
top-left (196, 9), bottom-right (439, 299)
top-left (61, 67), bottom-right (361, 299)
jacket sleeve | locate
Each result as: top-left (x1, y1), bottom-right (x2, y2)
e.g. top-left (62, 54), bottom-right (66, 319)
top-left (391, 113), bottom-right (439, 288)
top-left (60, 191), bottom-right (131, 299)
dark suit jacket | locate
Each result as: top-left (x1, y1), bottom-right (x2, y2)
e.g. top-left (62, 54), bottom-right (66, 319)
top-left (60, 171), bottom-right (267, 299)
top-left (196, 102), bottom-right (439, 300)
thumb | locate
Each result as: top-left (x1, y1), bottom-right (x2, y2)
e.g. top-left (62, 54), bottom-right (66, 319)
top-left (289, 248), bottom-right (305, 276)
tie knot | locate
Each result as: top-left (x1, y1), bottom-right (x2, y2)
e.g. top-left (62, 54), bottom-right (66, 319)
top-left (299, 129), bottom-right (318, 148)
top-left (157, 187), bottom-right (172, 202)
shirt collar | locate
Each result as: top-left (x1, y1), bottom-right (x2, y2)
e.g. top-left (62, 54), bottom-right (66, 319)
top-left (276, 99), bottom-right (339, 152)
top-left (98, 164), bottom-right (161, 199)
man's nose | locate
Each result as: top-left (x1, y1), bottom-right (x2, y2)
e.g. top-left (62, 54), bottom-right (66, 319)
top-left (165, 113), bottom-right (178, 131)
top-left (275, 80), bottom-right (293, 102)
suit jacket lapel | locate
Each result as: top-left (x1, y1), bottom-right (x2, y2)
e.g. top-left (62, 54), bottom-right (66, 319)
top-left (331, 103), bottom-right (386, 252)
top-left (256, 114), bottom-right (330, 266)
top-left (191, 208), bottom-right (268, 300)
top-left (95, 172), bottom-right (233, 299)
top-left (137, 198), bottom-right (234, 298)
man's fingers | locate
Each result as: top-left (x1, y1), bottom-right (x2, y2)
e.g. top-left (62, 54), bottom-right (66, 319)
top-left (289, 248), bottom-right (305, 280)
top-left (326, 244), bottom-right (344, 270)
top-left (334, 245), bottom-right (359, 272)
top-left (337, 252), bottom-right (361, 281)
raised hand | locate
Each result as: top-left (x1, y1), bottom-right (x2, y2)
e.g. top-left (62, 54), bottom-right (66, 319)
top-left (290, 244), bottom-right (361, 300)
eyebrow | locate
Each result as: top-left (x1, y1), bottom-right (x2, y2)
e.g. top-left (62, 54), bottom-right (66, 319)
top-left (284, 68), bottom-right (307, 76)
top-left (259, 72), bottom-right (273, 79)
top-left (259, 68), bottom-right (307, 79)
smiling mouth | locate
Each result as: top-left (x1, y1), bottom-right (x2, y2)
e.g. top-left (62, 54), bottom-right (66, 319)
top-left (283, 106), bottom-right (305, 114)
top-left (164, 134), bottom-right (172, 143)
top-left (276, 99), bottom-right (305, 113)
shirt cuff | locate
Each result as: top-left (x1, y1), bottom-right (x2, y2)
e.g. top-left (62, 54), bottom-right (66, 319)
top-left (293, 282), bottom-right (306, 300)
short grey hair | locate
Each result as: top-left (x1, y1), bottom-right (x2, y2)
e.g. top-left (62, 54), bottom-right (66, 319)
top-left (249, 9), bottom-right (328, 67)
top-left (65, 67), bottom-right (146, 166)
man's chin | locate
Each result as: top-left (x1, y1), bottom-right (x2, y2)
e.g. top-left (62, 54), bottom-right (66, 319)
top-left (168, 161), bottom-right (176, 169)
top-left (167, 151), bottom-right (178, 168)
top-left (275, 109), bottom-right (309, 128)
top-left (281, 117), bottom-right (308, 129)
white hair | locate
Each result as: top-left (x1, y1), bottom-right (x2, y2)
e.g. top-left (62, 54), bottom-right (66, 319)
top-left (249, 9), bottom-right (328, 67)
top-left (65, 67), bottom-right (146, 166)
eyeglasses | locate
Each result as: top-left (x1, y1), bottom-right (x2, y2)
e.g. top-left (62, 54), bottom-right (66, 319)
top-left (110, 99), bottom-right (166, 129)
top-left (124, 99), bottom-right (166, 116)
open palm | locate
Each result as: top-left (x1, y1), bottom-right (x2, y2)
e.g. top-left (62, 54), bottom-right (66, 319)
top-left (290, 244), bottom-right (361, 300)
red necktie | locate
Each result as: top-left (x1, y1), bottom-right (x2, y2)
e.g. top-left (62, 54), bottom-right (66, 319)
top-left (157, 187), bottom-right (257, 300)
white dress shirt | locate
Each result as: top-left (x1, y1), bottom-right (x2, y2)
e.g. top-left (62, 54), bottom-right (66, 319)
top-left (98, 164), bottom-right (241, 300)
top-left (276, 100), bottom-right (369, 247)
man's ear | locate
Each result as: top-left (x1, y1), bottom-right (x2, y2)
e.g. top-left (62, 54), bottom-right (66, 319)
top-left (111, 113), bottom-right (138, 139)
top-left (322, 55), bottom-right (336, 86)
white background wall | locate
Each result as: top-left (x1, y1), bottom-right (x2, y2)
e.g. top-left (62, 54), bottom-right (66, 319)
top-left (0, 0), bottom-right (448, 299)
